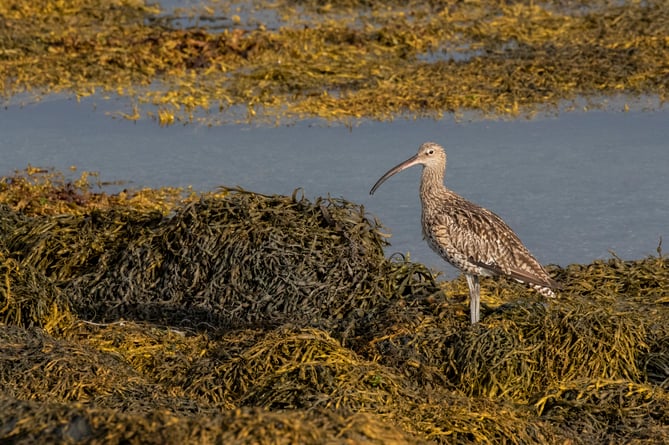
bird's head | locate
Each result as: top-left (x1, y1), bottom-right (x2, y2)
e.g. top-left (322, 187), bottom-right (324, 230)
top-left (369, 141), bottom-right (446, 195)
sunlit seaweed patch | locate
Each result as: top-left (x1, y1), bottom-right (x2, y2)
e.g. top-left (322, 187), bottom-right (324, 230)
top-left (1, 0), bottom-right (667, 125)
top-left (0, 168), bottom-right (667, 442)
top-left (0, 166), bottom-right (202, 215)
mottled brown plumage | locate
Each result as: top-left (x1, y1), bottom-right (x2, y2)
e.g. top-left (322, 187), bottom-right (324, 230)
top-left (370, 141), bottom-right (559, 323)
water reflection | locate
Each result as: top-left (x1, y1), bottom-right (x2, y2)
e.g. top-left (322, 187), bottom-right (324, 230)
top-left (1, 96), bottom-right (667, 275)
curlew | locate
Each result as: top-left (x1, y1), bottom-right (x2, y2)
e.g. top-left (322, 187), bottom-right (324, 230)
top-left (369, 141), bottom-right (559, 323)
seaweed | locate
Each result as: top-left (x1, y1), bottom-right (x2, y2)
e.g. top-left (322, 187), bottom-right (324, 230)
top-left (1, 1), bottom-right (667, 125)
top-left (0, 169), bottom-right (668, 443)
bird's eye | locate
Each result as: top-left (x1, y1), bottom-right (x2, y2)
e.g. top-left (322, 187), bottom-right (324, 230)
top-left (427, 149), bottom-right (434, 155)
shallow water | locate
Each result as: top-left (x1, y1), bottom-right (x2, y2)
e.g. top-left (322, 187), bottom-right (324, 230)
top-left (1, 96), bottom-right (667, 276)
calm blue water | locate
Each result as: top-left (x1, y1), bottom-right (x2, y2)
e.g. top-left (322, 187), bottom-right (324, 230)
top-left (1, 96), bottom-right (667, 276)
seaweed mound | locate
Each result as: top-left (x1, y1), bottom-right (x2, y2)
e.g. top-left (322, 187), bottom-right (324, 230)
top-left (1, 176), bottom-right (668, 444)
top-left (2, 190), bottom-right (438, 338)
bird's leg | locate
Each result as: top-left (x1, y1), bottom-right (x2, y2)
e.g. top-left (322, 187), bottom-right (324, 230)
top-left (465, 274), bottom-right (480, 324)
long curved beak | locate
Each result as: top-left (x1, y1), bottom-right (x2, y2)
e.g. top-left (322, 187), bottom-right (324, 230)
top-left (369, 154), bottom-right (421, 195)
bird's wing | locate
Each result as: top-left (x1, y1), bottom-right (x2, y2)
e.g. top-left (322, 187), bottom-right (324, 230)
top-left (472, 259), bottom-right (560, 290)
top-left (429, 197), bottom-right (558, 290)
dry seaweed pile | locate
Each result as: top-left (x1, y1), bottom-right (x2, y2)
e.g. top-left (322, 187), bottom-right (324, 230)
top-left (1, 0), bottom-right (668, 124)
top-left (0, 169), bottom-right (668, 444)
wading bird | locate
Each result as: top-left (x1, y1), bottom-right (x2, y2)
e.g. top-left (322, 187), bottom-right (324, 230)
top-left (369, 142), bottom-right (559, 323)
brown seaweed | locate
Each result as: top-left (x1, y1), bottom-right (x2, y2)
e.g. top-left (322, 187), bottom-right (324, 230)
top-left (0, 168), bottom-right (668, 443)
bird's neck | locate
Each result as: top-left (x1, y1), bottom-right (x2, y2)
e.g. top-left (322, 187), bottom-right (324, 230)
top-left (420, 166), bottom-right (447, 201)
